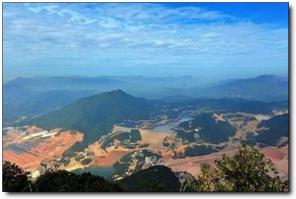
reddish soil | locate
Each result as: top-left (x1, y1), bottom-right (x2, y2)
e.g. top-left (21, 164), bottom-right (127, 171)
top-left (165, 146), bottom-right (289, 179)
top-left (3, 131), bottom-right (83, 170)
top-left (262, 147), bottom-right (285, 161)
top-left (165, 150), bottom-right (235, 176)
top-left (92, 150), bottom-right (129, 166)
top-left (3, 150), bottom-right (45, 170)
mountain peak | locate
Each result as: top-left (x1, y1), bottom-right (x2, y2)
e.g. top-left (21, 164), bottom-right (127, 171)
top-left (109, 89), bottom-right (128, 95)
top-left (27, 89), bottom-right (154, 148)
top-left (79, 89), bottom-right (134, 103)
top-left (100, 89), bottom-right (131, 98)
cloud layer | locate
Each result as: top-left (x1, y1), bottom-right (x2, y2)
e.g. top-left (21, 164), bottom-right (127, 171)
top-left (3, 3), bottom-right (288, 80)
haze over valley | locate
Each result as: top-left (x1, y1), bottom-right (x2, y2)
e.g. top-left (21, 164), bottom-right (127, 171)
top-left (3, 74), bottom-right (289, 182)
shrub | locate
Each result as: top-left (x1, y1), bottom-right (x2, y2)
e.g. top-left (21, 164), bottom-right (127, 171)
top-left (2, 161), bottom-right (31, 192)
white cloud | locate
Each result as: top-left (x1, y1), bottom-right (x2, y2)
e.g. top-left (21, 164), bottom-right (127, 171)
top-left (25, 3), bottom-right (97, 25)
top-left (25, 3), bottom-right (59, 14)
top-left (3, 3), bottom-right (288, 79)
top-left (98, 17), bottom-right (122, 29)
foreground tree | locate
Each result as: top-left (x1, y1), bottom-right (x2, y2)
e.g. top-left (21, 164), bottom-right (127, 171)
top-left (197, 145), bottom-right (288, 192)
top-left (2, 161), bottom-right (31, 192)
top-left (119, 166), bottom-right (181, 192)
top-left (33, 170), bottom-right (122, 192)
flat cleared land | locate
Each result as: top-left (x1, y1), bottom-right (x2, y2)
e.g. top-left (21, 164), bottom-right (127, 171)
top-left (3, 111), bottom-right (289, 180)
top-left (3, 129), bottom-right (83, 170)
top-left (139, 129), bottom-right (168, 148)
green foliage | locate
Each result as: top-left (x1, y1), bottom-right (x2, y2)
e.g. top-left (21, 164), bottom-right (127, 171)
top-left (61, 158), bottom-right (70, 166)
top-left (196, 146), bottom-right (288, 192)
top-left (130, 129), bottom-right (142, 142)
top-left (119, 166), bottom-right (181, 192)
top-left (196, 164), bottom-right (212, 192)
top-left (101, 129), bottom-right (142, 149)
top-left (80, 158), bottom-right (92, 165)
top-left (73, 166), bottom-right (115, 179)
top-left (33, 170), bottom-right (122, 192)
top-left (27, 90), bottom-right (156, 150)
top-left (183, 181), bottom-right (198, 192)
top-left (178, 172), bottom-right (199, 192)
top-left (184, 144), bottom-right (218, 157)
top-left (177, 113), bottom-right (236, 144)
top-left (113, 150), bottom-right (160, 178)
top-left (2, 161), bottom-right (31, 192)
top-left (251, 114), bottom-right (288, 146)
top-left (162, 136), bottom-right (177, 149)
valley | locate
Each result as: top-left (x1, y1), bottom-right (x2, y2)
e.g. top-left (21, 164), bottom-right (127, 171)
top-left (3, 90), bottom-right (289, 181)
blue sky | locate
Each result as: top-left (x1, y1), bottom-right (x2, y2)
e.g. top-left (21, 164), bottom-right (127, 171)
top-left (3, 3), bottom-right (288, 81)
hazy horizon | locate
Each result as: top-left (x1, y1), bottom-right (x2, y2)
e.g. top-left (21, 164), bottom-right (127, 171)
top-left (4, 72), bottom-right (288, 85)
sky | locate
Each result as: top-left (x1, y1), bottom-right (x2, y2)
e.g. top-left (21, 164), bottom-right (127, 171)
top-left (3, 2), bottom-right (289, 81)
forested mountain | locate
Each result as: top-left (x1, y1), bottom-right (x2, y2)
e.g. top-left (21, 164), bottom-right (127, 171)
top-left (25, 90), bottom-right (157, 146)
top-left (4, 74), bottom-right (288, 125)
top-left (248, 114), bottom-right (289, 146)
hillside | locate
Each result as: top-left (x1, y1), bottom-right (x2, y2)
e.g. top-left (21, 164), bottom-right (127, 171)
top-left (5, 76), bottom-right (202, 99)
top-left (249, 114), bottom-right (289, 146)
top-left (170, 98), bottom-right (287, 115)
top-left (3, 89), bottom-right (97, 125)
top-left (25, 90), bottom-right (157, 147)
top-left (177, 113), bottom-right (236, 144)
top-left (119, 165), bottom-right (181, 192)
top-left (193, 75), bottom-right (288, 102)
top-left (3, 84), bottom-right (36, 103)
top-left (4, 75), bottom-right (288, 125)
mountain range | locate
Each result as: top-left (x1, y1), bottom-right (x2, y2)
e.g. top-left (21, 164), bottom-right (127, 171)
top-left (17, 89), bottom-right (287, 150)
top-left (4, 74), bottom-right (288, 126)
top-left (3, 75), bottom-right (289, 184)
top-left (193, 75), bottom-right (288, 101)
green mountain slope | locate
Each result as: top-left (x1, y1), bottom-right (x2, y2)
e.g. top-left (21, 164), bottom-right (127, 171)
top-left (177, 113), bottom-right (236, 144)
top-left (25, 90), bottom-right (157, 147)
top-left (249, 114), bottom-right (289, 146)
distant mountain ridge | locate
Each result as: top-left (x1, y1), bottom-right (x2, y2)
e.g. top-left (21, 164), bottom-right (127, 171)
top-left (194, 74), bottom-right (288, 101)
top-left (5, 74), bottom-right (288, 102)
top-left (7, 76), bottom-right (125, 91)
top-left (4, 74), bottom-right (288, 125)
top-left (3, 85), bottom-right (98, 125)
